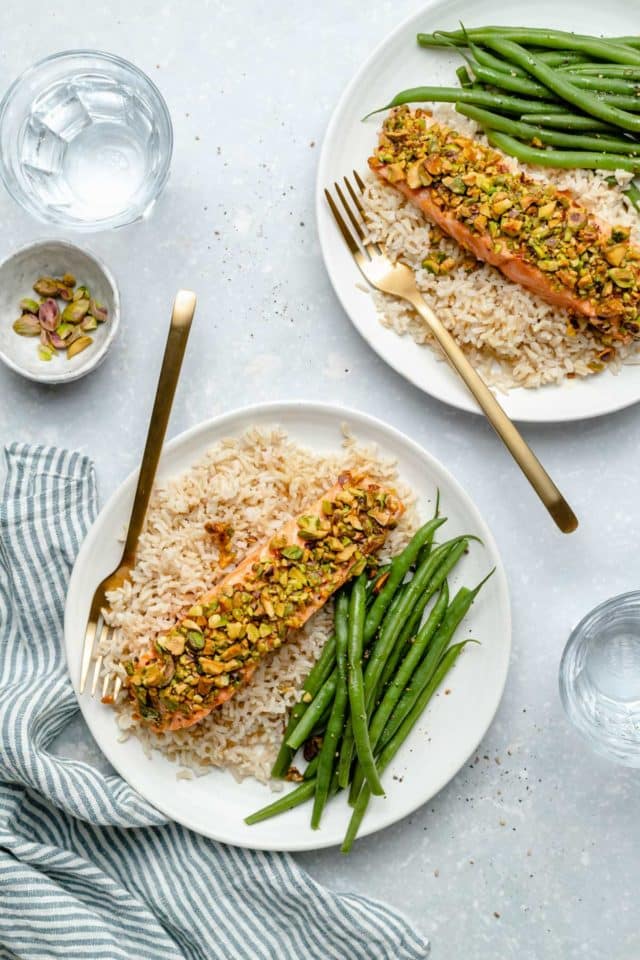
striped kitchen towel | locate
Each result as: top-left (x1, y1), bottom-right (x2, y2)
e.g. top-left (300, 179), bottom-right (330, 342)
top-left (0, 443), bottom-right (429, 960)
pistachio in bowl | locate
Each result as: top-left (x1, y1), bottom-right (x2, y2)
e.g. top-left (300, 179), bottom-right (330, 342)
top-left (0, 239), bottom-right (120, 384)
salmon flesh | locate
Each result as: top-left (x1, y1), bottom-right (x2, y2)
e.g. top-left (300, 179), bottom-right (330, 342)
top-left (123, 474), bottom-right (403, 732)
top-left (370, 107), bottom-right (640, 345)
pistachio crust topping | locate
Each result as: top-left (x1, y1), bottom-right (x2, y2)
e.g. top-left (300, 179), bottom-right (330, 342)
top-left (124, 475), bottom-right (403, 730)
top-left (371, 107), bottom-right (640, 346)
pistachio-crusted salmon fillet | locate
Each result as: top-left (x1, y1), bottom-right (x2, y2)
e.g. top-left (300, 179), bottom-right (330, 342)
top-left (370, 107), bottom-right (640, 345)
top-left (124, 474), bottom-right (404, 732)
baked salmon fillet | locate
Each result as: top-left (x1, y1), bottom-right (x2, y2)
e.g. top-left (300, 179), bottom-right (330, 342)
top-left (370, 106), bottom-right (640, 345)
top-left (123, 474), bottom-right (403, 732)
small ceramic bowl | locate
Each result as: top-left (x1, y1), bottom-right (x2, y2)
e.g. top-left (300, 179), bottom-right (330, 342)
top-left (0, 239), bottom-right (120, 384)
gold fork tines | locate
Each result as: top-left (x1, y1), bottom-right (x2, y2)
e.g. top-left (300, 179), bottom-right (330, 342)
top-left (79, 290), bottom-right (197, 698)
top-left (326, 173), bottom-right (578, 535)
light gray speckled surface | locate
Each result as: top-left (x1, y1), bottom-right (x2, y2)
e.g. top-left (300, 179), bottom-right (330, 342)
top-left (0, 2), bottom-right (638, 958)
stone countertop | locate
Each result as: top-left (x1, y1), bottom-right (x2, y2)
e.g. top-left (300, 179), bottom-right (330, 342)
top-left (0, 2), bottom-right (638, 958)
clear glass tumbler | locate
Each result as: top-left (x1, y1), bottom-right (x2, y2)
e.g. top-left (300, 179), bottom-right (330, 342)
top-left (0, 50), bottom-right (173, 230)
top-left (559, 591), bottom-right (640, 766)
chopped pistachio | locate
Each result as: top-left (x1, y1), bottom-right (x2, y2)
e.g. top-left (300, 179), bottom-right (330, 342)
top-left (66, 336), bottom-right (93, 359)
top-left (62, 299), bottom-right (90, 323)
top-left (13, 315), bottom-right (41, 336)
top-left (281, 544), bottom-right (303, 560)
top-left (33, 277), bottom-right (61, 297)
top-left (38, 299), bottom-right (60, 331)
top-left (160, 633), bottom-right (186, 656)
top-left (90, 299), bottom-right (109, 322)
top-left (19, 297), bottom-right (40, 314)
top-left (297, 514), bottom-right (329, 540)
top-left (199, 658), bottom-right (228, 676)
top-left (187, 630), bottom-right (205, 650)
top-left (609, 267), bottom-right (635, 289)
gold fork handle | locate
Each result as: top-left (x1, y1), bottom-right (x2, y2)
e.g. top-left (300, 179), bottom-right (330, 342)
top-left (122, 290), bottom-right (197, 561)
top-left (408, 293), bottom-right (578, 534)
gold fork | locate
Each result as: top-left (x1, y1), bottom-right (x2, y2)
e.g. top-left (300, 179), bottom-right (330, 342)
top-left (326, 173), bottom-right (578, 534)
top-left (79, 290), bottom-right (197, 699)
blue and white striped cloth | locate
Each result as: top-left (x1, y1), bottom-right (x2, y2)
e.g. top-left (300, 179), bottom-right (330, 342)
top-left (0, 443), bottom-right (429, 960)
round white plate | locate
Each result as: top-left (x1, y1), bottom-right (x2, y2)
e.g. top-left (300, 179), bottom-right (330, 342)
top-left (65, 402), bottom-right (510, 850)
top-left (317, 0), bottom-right (640, 422)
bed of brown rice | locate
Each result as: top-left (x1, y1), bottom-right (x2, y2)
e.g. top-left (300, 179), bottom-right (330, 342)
top-left (100, 427), bottom-right (416, 784)
top-left (363, 104), bottom-right (640, 391)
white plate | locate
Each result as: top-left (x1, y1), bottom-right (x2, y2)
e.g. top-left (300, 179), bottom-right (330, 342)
top-left (317, 0), bottom-right (640, 422)
top-left (65, 402), bottom-right (510, 850)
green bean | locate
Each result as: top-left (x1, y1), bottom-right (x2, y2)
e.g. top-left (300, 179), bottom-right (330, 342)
top-left (348, 575), bottom-right (383, 796)
top-left (459, 45), bottom-right (640, 98)
top-left (468, 43), bottom-right (527, 77)
top-left (311, 592), bottom-right (349, 828)
top-left (372, 581), bottom-right (449, 750)
top-left (276, 579), bottom-right (384, 776)
top-left (520, 112), bottom-right (623, 133)
top-left (347, 581), bottom-right (414, 802)
top-left (286, 668), bottom-right (337, 751)
top-left (381, 572), bottom-right (493, 746)
top-left (470, 47), bottom-right (589, 73)
top-left (594, 93), bottom-right (640, 114)
top-left (341, 640), bottom-right (473, 852)
top-left (338, 581), bottom-right (410, 788)
top-left (483, 37), bottom-right (640, 132)
top-left (364, 537), bottom-right (472, 708)
top-left (457, 104), bottom-right (640, 154)
top-left (364, 87), bottom-right (565, 120)
top-left (417, 29), bottom-right (640, 65)
top-left (415, 488), bottom-right (441, 570)
top-left (374, 564), bottom-right (448, 703)
top-left (391, 640), bottom-right (475, 749)
top-left (536, 51), bottom-right (592, 67)
top-left (303, 754), bottom-right (320, 780)
top-left (309, 703), bottom-right (332, 738)
top-left (562, 64), bottom-right (640, 78)
top-left (487, 129), bottom-right (640, 172)
top-left (364, 516), bottom-right (445, 641)
top-left (364, 540), bottom-right (453, 706)
top-left (349, 574), bottom-right (443, 804)
top-left (471, 59), bottom-right (640, 94)
top-left (245, 778), bottom-right (316, 825)
top-left (625, 179), bottom-right (640, 211)
top-left (567, 75), bottom-right (640, 94)
top-left (468, 61), bottom-right (552, 98)
top-left (456, 65), bottom-right (473, 88)
top-left (271, 631), bottom-right (336, 778)
top-left (350, 581), bottom-right (450, 804)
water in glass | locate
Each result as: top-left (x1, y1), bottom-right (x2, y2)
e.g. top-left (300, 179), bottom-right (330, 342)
top-left (560, 592), bottom-right (640, 766)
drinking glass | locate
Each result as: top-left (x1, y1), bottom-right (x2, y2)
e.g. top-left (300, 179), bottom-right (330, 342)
top-left (559, 591), bottom-right (640, 766)
top-left (0, 50), bottom-right (172, 230)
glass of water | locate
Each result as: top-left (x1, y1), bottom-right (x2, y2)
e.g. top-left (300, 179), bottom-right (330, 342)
top-left (559, 591), bottom-right (640, 766)
top-left (0, 50), bottom-right (172, 230)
